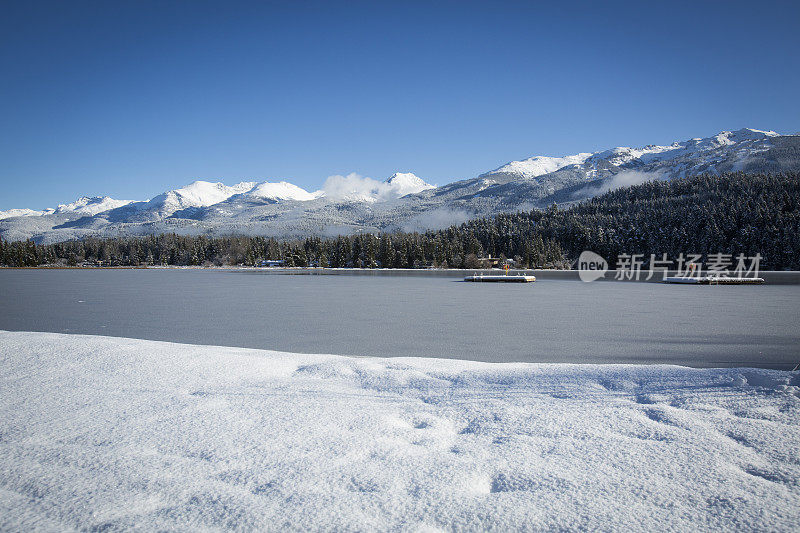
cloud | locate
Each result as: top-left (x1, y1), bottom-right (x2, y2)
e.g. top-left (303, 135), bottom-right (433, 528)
top-left (574, 170), bottom-right (666, 199)
top-left (322, 173), bottom-right (385, 202)
top-left (399, 208), bottom-right (474, 233)
top-left (321, 172), bottom-right (432, 202)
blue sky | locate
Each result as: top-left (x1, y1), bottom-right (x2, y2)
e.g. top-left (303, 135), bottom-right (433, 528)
top-left (2, 0), bottom-right (799, 210)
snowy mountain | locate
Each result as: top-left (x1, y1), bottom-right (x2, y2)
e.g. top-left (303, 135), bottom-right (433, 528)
top-left (248, 181), bottom-right (321, 202)
top-left (484, 153), bottom-right (595, 180)
top-left (54, 196), bottom-right (134, 216)
top-left (477, 128), bottom-right (790, 202)
top-left (384, 172), bottom-right (436, 197)
top-left (2, 128), bottom-right (798, 243)
top-left (141, 181), bottom-right (257, 218)
top-left (0, 208), bottom-right (52, 220)
top-left (485, 128), bottom-right (781, 182)
top-left (318, 172), bottom-right (435, 203)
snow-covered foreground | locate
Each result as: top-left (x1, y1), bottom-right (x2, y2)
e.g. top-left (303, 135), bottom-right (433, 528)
top-left (1, 331), bottom-right (798, 531)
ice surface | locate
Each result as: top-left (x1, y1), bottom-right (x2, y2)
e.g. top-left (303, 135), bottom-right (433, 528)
top-left (0, 331), bottom-right (798, 531)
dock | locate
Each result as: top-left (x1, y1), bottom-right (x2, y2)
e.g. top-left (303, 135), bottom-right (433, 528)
top-left (663, 276), bottom-right (765, 285)
top-left (464, 274), bottom-right (536, 283)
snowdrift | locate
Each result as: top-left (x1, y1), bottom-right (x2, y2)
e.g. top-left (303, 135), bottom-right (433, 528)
top-left (0, 331), bottom-right (798, 531)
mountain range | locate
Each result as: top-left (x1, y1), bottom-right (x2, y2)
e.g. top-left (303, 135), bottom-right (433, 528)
top-left (2, 128), bottom-right (798, 244)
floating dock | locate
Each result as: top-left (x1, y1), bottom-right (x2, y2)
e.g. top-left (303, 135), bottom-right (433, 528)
top-left (464, 274), bottom-right (536, 283)
top-left (663, 276), bottom-right (765, 285)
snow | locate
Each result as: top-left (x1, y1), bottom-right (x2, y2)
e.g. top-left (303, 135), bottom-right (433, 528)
top-left (321, 172), bottom-right (435, 202)
top-left (485, 153), bottom-right (594, 179)
top-left (591, 144), bottom-right (676, 166)
top-left (0, 197), bottom-right (133, 220)
top-left (0, 208), bottom-right (51, 220)
top-left (247, 181), bottom-right (320, 202)
top-left (53, 196), bottom-right (134, 216)
top-left (145, 181), bottom-right (258, 213)
top-left (714, 128), bottom-right (780, 145)
top-left (385, 172), bottom-right (436, 197)
top-left (490, 128), bottom-right (782, 179)
top-left (1, 330), bottom-right (798, 531)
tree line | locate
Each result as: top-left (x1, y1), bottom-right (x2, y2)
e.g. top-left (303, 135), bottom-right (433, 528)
top-left (1, 172), bottom-right (798, 270)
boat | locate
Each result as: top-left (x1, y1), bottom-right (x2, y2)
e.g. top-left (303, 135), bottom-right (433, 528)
top-left (464, 274), bottom-right (536, 283)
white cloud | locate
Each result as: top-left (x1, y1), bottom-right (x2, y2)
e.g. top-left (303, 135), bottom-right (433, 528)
top-left (322, 173), bottom-right (386, 202)
top-left (399, 208), bottom-right (473, 233)
top-left (575, 170), bottom-right (667, 199)
top-left (321, 172), bottom-right (432, 203)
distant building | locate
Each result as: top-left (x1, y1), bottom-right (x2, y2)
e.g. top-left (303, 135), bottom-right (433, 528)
top-left (480, 257), bottom-right (503, 268)
top-left (479, 257), bottom-right (516, 268)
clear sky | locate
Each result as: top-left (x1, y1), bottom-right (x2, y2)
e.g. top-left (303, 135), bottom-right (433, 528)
top-left (2, 0), bottom-right (799, 210)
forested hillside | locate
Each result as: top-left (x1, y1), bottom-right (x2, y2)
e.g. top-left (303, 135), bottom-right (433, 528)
top-left (2, 172), bottom-right (798, 270)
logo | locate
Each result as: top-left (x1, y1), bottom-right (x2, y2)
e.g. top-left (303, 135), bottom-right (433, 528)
top-left (577, 250), bottom-right (608, 282)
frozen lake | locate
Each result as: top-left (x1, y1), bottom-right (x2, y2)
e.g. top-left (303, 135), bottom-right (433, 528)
top-left (0, 269), bottom-right (798, 369)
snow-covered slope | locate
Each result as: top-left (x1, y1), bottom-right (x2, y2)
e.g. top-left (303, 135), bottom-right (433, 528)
top-left (54, 196), bottom-right (133, 216)
top-left (485, 128), bottom-right (781, 181)
top-left (384, 172), bottom-right (436, 197)
top-left (0, 196), bottom-right (133, 220)
top-left (0, 208), bottom-right (53, 220)
top-left (142, 181), bottom-right (258, 217)
top-left (248, 181), bottom-right (321, 201)
top-left (485, 153), bottom-right (595, 180)
top-left (479, 128), bottom-right (787, 199)
top-left (1, 128), bottom-right (798, 243)
top-left (1, 331), bottom-right (798, 531)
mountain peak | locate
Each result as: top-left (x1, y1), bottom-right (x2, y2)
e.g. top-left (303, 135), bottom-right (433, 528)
top-left (483, 153), bottom-right (594, 180)
top-left (248, 181), bottom-right (320, 202)
top-left (176, 180), bottom-right (257, 197)
top-left (384, 172), bottom-right (435, 196)
top-left (738, 127), bottom-right (779, 136)
top-left (1, 127), bottom-right (795, 244)
top-left (485, 128), bottom-right (786, 181)
top-left (0, 208), bottom-right (50, 220)
top-left (54, 195), bottom-right (133, 216)
top-left (714, 128), bottom-right (779, 144)
top-left (148, 180), bottom-right (258, 212)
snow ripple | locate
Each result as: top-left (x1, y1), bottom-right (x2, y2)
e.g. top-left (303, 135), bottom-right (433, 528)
top-left (0, 331), bottom-right (798, 531)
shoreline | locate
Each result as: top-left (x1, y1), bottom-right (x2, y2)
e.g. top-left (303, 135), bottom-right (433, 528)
top-left (4, 328), bottom-right (799, 371)
top-left (5, 265), bottom-right (800, 284)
